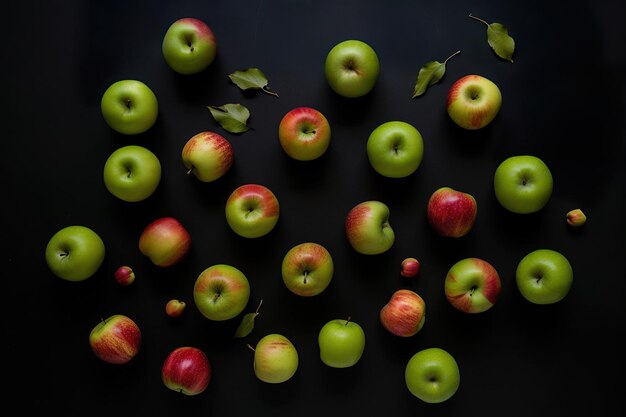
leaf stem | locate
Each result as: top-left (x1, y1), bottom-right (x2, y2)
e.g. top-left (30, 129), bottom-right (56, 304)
top-left (443, 50), bottom-right (461, 65)
top-left (262, 87), bottom-right (279, 98)
top-left (468, 13), bottom-right (489, 27)
top-left (246, 344), bottom-right (255, 352)
top-left (255, 299), bottom-right (263, 314)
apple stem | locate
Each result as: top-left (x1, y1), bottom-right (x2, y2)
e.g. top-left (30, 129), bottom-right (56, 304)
top-left (468, 13), bottom-right (489, 27)
top-left (345, 316), bottom-right (352, 326)
top-left (186, 168), bottom-right (193, 175)
top-left (246, 344), bottom-right (255, 352)
top-left (213, 293), bottom-right (221, 302)
top-left (443, 50), bottom-right (461, 65)
top-left (262, 87), bottom-right (279, 98)
top-left (303, 271), bottom-right (308, 284)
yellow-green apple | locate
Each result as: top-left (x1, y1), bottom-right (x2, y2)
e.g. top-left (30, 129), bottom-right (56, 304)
top-left (493, 155), bottom-right (553, 214)
top-left (89, 314), bottom-right (141, 365)
top-left (515, 249), bottom-right (573, 304)
top-left (324, 39), bottom-right (380, 98)
top-left (162, 18), bottom-right (217, 75)
top-left (366, 121), bottom-right (424, 178)
top-left (45, 225), bottom-right (105, 282)
top-left (103, 145), bottom-right (162, 202)
top-left (278, 107), bottom-right (331, 161)
top-left (447, 74), bottom-right (502, 130)
top-left (114, 265), bottom-right (135, 286)
top-left (162, 346), bottom-right (211, 395)
top-left (405, 347), bottom-right (460, 403)
top-left (281, 242), bottom-right (334, 296)
top-left (138, 217), bottom-right (191, 267)
top-left (380, 289), bottom-right (426, 337)
top-left (193, 264), bottom-right (250, 321)
top-left (566, 208), bottom-right (587, 227)
top-left (345, 200), bottom-right (395, 255)
top-left (225, 184), bottom-right (280, 238)
top-left (181, 131), bottom-right (233, 182)
top-left (166, 299), bottom-right (186, 318)
top-left (252, 333), bottom-right (299, 383)
top-left (100, 79), bottom-right (158, 135)
top-left (400, 257), bottom-right (420, 277)
top-left (318, 317), bottom-right (365, 368)
top-left (427, 187), bottom-right (477, 238)
top-left (444, 258), bottom-right (501, 313)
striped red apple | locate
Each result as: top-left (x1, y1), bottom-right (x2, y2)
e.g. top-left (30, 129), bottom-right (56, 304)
top-left (89, 314), bottom-right (142, 364)
top-left (162, 346), bottom-right (211, 395)
top-left (380, 289), bottom-right (426, 337)
top-left (181, 131), bottom-right (233, 182)
top-left (427, 187), bottom-right (477, 238)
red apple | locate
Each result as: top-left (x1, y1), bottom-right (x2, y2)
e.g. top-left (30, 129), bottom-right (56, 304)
top-left (445, 257), bottom-right (501, 313)
top-left (427, 187), bottom-right (477, 238)
top-left (114, 265), bottom-right (135, 286)
top-left (162, 346), bottom-right (211, 395)
top-left (181, 131), bottom-right (233, 182)
top-left (89, 314), bottom-right (142, 364)
top-left (400, 258), bottom-right (420, 277)
top-left (166, 299), bottom-right (186, 317)
top-left (380, 289), bottom-right (426, 337)
top-left (138, 217), bottom-right (191, 267)
top-left (278, 107), bottom-right (331, 161)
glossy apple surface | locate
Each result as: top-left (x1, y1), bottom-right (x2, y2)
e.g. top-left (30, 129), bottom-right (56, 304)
top-left (516, 249), bottom-right (573, 304)
top-left (162, 346), bottom-right (211, 395)
top-left (494, 155), bottom-right (553, 214)
top-left (447, 74), bottom-right (502, 130)
top-left (89, 314), bottom-right (141, 364)
top-left (103, 145), bottom-right (162, 202)
top-left (318, 318), bottom-right (365, 368)
top-left (100, 79), bottom-right (158, 135)
top-left (45, 225), bottom-right (105, 282)
top-left (193, 264), bottom-right (250, 321)
top-left (182, 131), bottom-right (233, 182)
top-left (325, 39), bottom-right (380, 97)
top-left (405, 347), bottom-right (460, 403)
top-left (367, 121), bottom-right (424, 178)
top-left (225, 184), bottom-right (280, 238)
top-left (162, 18), bottom-right (217, 75)
top-left (114, 265), bottom-right (135, 286)
top-left (427, 187), bottom-right (477, 238)
top-left (380, 289), bottom-right (426, 337)
top-left (282, 242), bottom-right (334, 296)
top-left (278, 107), bottom-right (331, 161)
top-left (138, 217), bottom-right (191, 267)
top-left (400, 258), bottom-right (420, 277)
top-left (345, 200), bottom-right (395, 255)
top-left (445, 258), bottom-right (501, 313)
top-left (253, 334), bottom-right (299, 383)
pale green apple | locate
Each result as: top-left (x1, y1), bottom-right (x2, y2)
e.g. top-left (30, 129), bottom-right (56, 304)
top-left (253, 334), bottom-right (299, 383)
top-left (282, 242), bottom-right (334, 296)
top-left (516, 249), bottom-right (573, 304)
top-left (367, 121), bottom-right (424, 178)
top-left (318, 318), bottom-right (365, 368)
top-left (45, 225), bottom-right (105, 281)
top-left (162, 18), bottom-right (217, 75)
top-left (100, 79), bottom-right (158, 135)
top-left (325, 39), bottom-right (380, 98)
top-left (494, 155), bottom-right (553, 214)
top-left (405, 347), bottom-right (460, 403)
top-left (193, 264), bottom-right (250, 321)
top-left (103, 145), bottom-right (162, 202)
top-left (447, 74), bottom-right (501, 130)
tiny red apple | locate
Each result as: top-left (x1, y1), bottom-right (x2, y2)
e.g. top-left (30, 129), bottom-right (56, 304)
top-left (114, 266), bottom-right (135, 286)
top-left (400, 258), bottom-right (420, 277)
top-left (162, 346), bottom-right (211, 395)
top-left (89, 314), bottom-right (142, 364)
top-left (166, 299), bottom-right (186, 317)
top-left (566, 209), bottom-right (587, 227)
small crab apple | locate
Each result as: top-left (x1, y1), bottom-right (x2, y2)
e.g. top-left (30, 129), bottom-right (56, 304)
top-left (114, 266), bottom-right (135, 286)
top-left (166, 299), bottom-right (186, 317)
top-left (400, 258), bottom-right (420, 277)
top-left (566, 209), bottom-right (586, 227)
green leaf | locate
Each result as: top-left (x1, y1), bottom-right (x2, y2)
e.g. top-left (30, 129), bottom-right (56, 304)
top-left (208, 103), bottom-right (251, 133)
top-left (228, 68), bottom-right (279, 97)
top-left (412, 50), bottom-right (460, 98)
top-left (469, 13), bottom-right (515, 63)
top-left (234, 300), bottom-right (263, 338)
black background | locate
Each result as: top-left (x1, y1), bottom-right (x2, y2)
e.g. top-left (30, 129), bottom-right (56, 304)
top-left (6, 0), bottom-right (626, 416)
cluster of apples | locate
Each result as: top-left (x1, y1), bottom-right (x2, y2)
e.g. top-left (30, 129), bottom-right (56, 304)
top-left (43, 16), bottom-right (581, 404)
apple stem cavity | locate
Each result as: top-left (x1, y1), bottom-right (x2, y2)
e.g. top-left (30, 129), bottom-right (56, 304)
top-left (468, 13), bottom-right (489, 27)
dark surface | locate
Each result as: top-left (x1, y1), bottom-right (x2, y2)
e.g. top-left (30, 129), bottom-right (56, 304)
top-left (6, 0), bottom-right (626, 416)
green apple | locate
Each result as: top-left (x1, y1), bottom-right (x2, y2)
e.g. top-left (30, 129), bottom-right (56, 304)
top-left (103, 145), bottom-right (162, 202)
top-left (515, 249), bottom-right (573, 304)
top-left (405, 347), bottom-right (460, 403)
top-left (494, 155), bottom-right (553, 214)
top-left (100, 79), bottom-right (158, 135)
top-left (45, 225), bottom-right (105, 282)
top-left (367, 121), bottom-right (424, 178)
top-left (345, 200), bottom-right (395, 255)
top-left (318, 318), bottom-right (365, 368)
top-left (281, 242), bottom-right (334, 296)
top-left (325, 39), bottom-right (380, 98)
top-left (162, 17), bottom-right (217, 75)
top-left (193, 264), bottom-right (250, 321)
top-left (447, 74), bottom-right (502, 130)
top-left (252, 333), bottom-right (299, 383)
top-left (225, 184), bottom-right (280, 238)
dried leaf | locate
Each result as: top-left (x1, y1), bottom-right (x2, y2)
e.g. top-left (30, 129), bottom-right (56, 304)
top-left (412, 51), bottom-right (460, 98)
top-left (208, 103), bottom-right (250, 133)
top-left (234, 300), bottom-right (263, 338)
top-left (228, 68), bottom-right (279, 97)
top-left (469, 13), bottom-right (515, 63)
